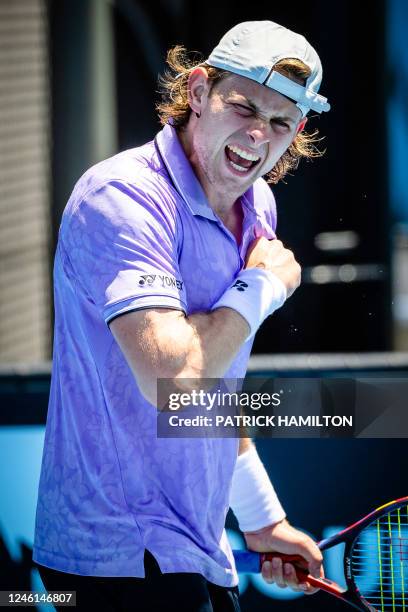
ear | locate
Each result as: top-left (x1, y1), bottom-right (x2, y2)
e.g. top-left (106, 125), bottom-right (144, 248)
top-left (296, 117), bottom-right (308, 134)
top-left (187, 67), bottom-right (210, 117)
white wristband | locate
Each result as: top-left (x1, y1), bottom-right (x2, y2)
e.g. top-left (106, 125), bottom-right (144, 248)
top-left (211, 268), bottom-right (287, 340)
top-left (229, 445), bottom-right (286, 533)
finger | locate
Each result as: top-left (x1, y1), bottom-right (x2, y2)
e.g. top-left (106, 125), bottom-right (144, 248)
top-left (297, 540), bottom-right (324, 578)
top-left (301, 568), bottom-right (325, 595)
top-left (302, 564), bottom-right (326, 595)
top-left (282, 564), bottom-right (313, 593)
top-left (271, 557), bottom-right (286, 588)
top-left (262, 558), bottom-right (284, 586)
top-left (303, 583), bottom-right (321, 596)
top-left (261, 560), bottom-right (273, 584)
top-left (283, 563), bottom-right (303, 590)
top-left (319, 564), bottom-right (325, 578)
top-left (309, 557), bottom-right (324, 579)
top-left (244, 237), bottom-right (263, 262)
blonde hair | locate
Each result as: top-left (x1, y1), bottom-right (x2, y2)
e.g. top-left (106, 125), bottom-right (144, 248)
top-left (156, 46), bottom-right (324, 183)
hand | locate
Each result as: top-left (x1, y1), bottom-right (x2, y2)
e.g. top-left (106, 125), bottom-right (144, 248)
top-left (244, 519), bottom-right (324, 594)
top-left (244, 237), bottom-right (301, 298)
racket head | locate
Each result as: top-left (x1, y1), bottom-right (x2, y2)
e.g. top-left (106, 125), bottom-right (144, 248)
top-left (233, 497), bottom-right (408, 611)
top-left (338, 497), bottom-right (408, 611)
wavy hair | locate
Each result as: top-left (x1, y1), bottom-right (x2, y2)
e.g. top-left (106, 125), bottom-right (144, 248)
top-left (156, 45), bottom-right (324, 183)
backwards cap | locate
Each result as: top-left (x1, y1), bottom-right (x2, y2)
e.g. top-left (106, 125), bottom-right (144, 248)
top-left (206, 21), bottom-right (330, 117)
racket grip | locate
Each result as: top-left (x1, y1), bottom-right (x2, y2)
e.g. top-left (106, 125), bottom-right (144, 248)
top-left (233, 551), bottom-right (308, 575)
top-left (233, 550), bottom-right (346, 596)
top-left (233, 550), bottom-right (262, 572)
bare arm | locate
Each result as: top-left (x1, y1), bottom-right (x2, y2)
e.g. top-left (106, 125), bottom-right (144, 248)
top-left (110, 306), bottom-right (248, 405)
top-left (238, 437), bottom-right (252, 455)
top-left (110, 237), bottom-right (300, 406)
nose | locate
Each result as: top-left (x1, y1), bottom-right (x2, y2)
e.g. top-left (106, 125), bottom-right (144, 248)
top-left (246, 118), bottom-right (271, 147)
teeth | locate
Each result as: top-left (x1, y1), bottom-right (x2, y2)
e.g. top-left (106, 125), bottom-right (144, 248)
top-left (227, 145), bottom-right (260, 162)
top-left (229, 160), bottom-right (249, 172)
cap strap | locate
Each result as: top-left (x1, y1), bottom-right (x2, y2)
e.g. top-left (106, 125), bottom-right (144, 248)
top-left (264, 70), bottom-right (331, 115)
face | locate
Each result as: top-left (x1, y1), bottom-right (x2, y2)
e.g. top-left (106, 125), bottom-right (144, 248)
top-left (185, 70), bottom-right (306, 202)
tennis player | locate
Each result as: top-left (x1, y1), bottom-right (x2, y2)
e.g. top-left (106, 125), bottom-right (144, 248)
top-left (33, 20), bottom-right (330, 611)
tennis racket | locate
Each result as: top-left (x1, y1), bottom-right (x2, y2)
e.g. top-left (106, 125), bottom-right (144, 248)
top-left (233, 496), bottom-right (408, 611)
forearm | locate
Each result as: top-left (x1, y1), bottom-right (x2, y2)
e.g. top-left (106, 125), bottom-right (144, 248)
top-left (112, 239), bottom-right (299, 404)
top-left (179, 307), bottom-right (249, 379)
top-left (238, 437), bottom-right (252, 455)
top-left (146, 266), bottom-right (287, 385)
top-left (115, 305), bottom-right (249, 404)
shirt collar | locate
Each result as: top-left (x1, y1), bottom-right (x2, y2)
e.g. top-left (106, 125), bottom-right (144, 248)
top-left (155, 123), bottom-right (261, 220)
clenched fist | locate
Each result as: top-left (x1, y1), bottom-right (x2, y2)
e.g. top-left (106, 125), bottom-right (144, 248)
top-left (245, 237), bottom-right (301, 298)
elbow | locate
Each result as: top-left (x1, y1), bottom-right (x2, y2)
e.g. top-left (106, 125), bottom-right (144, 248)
top-left (133, 362), bottom-right (199, 409)
top-left (134, 365), bottom-right (178, 409)
top-left (138, 361), bottom-right (213, 409)
top-left (137, 377), bottom-right (159, 407)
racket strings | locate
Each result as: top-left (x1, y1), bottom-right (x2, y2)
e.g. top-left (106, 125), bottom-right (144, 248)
top-left (351, 504), bottom-right (408, 611)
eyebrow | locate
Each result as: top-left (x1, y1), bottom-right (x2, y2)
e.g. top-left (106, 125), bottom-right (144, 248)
top-left (229, 94), bottom-right (297, 124)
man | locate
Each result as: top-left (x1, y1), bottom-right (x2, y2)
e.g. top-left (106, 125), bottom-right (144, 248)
top-left (33, 20), bottom-right (330, 611)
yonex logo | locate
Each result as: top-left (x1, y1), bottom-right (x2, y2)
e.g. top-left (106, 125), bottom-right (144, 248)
top-left (138, 274), bottom-right (184, 290)
top-left (345, 556), bottom-right (351, 579)
top-left (232, 280), bottom-right (248, 292)
top-left (139, 274), bottom-right (156, 286)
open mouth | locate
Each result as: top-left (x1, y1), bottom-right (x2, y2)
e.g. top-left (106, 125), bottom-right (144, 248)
top-left (225, 145), bottom-right (261, 174)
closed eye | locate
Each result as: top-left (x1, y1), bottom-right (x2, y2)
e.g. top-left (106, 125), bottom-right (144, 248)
top-left (230, 101), bottom-right (292, 131)
top-left (271, 118), bottom-right (290, 130)
top-left (233, 104), bottom-right (290, 128)
top-left (232, 103), bottom-right (255, 116)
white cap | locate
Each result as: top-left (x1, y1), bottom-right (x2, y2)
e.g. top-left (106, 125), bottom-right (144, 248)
top-left (206, 21), bottom-right (330, 117)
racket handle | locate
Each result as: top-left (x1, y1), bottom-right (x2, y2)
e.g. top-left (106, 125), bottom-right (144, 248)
top-left (233, 550), bottom-right (308, 574)
top-left (305, 575), bottom-right (347, 596)
top-left (233, 550), bottom-right (307, 573)
top-left (232, 550), bottom-right (346, 596)
top-left (233, 550), bottom-right (262, 572)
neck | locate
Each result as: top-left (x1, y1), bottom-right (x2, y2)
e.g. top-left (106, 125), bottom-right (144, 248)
top-left (177, 122), bottom-right (240, 217)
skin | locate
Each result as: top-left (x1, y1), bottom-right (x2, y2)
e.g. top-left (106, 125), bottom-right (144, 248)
top-left (111, 67), bottom-right (322, 594)
top-left (178, 68), bottom-right (307, 220)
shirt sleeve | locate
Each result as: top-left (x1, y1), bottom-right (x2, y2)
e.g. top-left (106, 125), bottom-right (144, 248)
top-left (60, 179), bottom-right (187, 324)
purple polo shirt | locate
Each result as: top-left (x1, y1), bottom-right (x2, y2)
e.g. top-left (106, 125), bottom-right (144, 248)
top-left (33, 124), bottom-right (277, 586)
